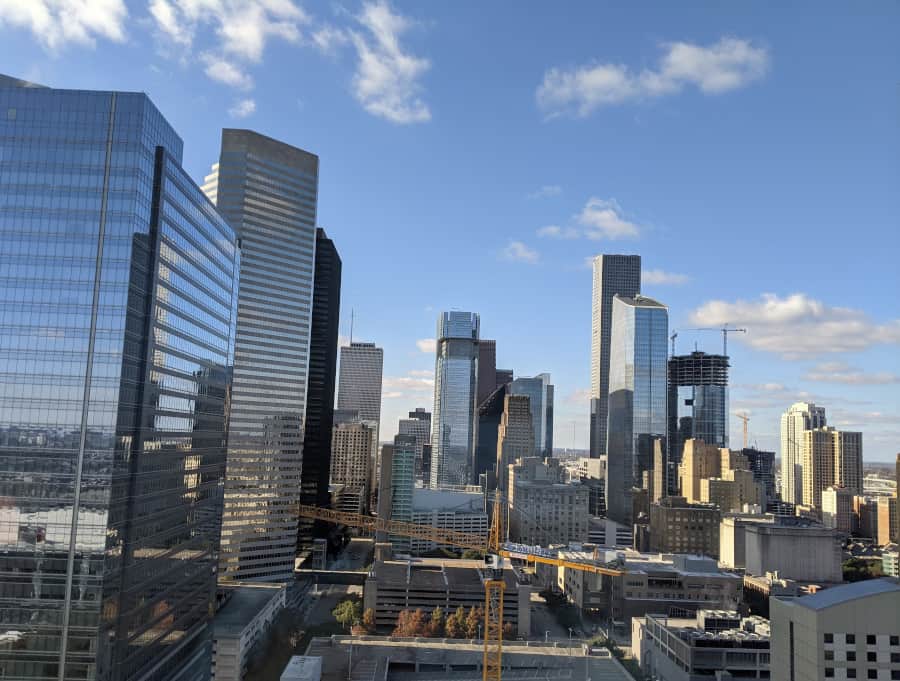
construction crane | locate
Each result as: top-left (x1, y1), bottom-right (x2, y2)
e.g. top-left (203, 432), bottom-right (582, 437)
top-left (736, 412), bottom-right (750, 449)
top-left (670, 331), bottom-right (678, 356)
top-left (684, 324), bottom-right (747, 356)
top-left (296, 496), bottom-right (623, 681)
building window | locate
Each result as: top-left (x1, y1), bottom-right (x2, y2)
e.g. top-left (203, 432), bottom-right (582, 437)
top-left (825, 651), bottom-right (834, 661)
top-left (867, 635), bottom-right (876, 645)
top-left (867, 671), bottom-right (877, 680)
top-left (825, 633), bottom-right (834, 644)
top-left (867, 652), bottom-right (876, 662)
top-left (825, 669), bottom-right (834, 678)
top-left (890, 636), bottom-right (899, 646)
top-left (848, 652), bottom-right (856, 662)
top-left (847, 670), bottom-right (856, 679)
top-left (847, 634), bottom-right (856, 644)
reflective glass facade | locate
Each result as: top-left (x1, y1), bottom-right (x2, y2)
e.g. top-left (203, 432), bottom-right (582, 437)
top-left (509, 373), bottom-right (554, 458)
top-left (0, 82), bottom-right (238, 680)
top-left (430, 312), bottom-right (479, 488)
top-left (204, 130), bottom-right (318, 582)
top-left (605, 295), bottom-right (667, 526)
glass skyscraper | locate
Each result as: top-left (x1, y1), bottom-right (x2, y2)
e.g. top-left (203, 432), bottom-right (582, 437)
top-left (605, 295), bottom-right (667, 526)
top-left (0, 77), bottom-right (238, 679)
top-left (509, 373), bottom-right (554, 458)
top-left (203, 130), bottom-right (318, 582)
top-left (590, 254), bottom-right (641, 459)
top-left (430, 311), bottom-right (479, 487)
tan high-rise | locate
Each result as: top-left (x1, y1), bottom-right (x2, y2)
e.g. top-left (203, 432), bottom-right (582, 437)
top-left (780, 402), bottom-right (826, 505)
top-left (678, 439), bottom-right (721, 503)
top-left (801, 426), bottom-right (863, 512)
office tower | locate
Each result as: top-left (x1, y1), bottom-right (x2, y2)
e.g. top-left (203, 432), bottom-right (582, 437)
top-left (801, 426), bottom-right (863, 512)
top-left (780, 402), bottom-right (827, 505)
top-left (877, 497), bottom-right (898, 546)
top-left (495, 368), bottom-right (514, 386)
top-left (330, 420), bottom-right (376, 514)
top-left (652, 440), bottom-right (665, 503)
top-left (649, 497), bottom-right (721, 558)
top-left (298, 228), bottom-right (342, 551)
top-left (203, 129), bottom-right (318, 582)
top-left (741, 447), bottom-right (777, 503)
top-left (770, 579), bottom-right (900, 681)
top-left (430, 311), bottom-right (480, 487)
top-left (605, 295), bottom-right (667, 526)
top-left (507, 458), bottom-right (589, 546)
top-left (474, 383), bottom-right (508, 486)
top-left (421, 443), bottom-right (433, 487)
top-left (678, 439), bottom-right (723, 502)
top-left (0, 78), bottom-right (239, 679)
top-left (477, 339), bottom-right (498, 405)
top-left (509, 373), bottom-right (554, 457)
top-left (385, 434), bottom-right (416, 548)
top-left (822, 487), bottom-right (854, 533)
top-left (337, 342), bottom-right (385, 427)
top-left (398, 408), bottom-right (431, 483)
top-left (667, 351), bottom-right (729, 487)
top-left (590, 254), bottom-right (641, 458)
top-left (496, 395), bottom-right (534, 500)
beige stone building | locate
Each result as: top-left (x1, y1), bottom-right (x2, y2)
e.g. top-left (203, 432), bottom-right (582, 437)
top-left (329, 420), bottom-right (376, 513)
top-left (508, 457), bottom-right (589, 546)
top-left (495, 394), bottom-right (533, 501)
top-left (801, 426), bottom-right (863, 512)
top-left (649, 496), bottom-right (721, 558)
top-left (678, 439), bottom-right (721, 503)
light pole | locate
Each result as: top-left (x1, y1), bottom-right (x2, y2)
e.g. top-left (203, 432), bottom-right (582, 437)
top-left (545, 630), bottom-right (550, 643)
top-left (478, 624), bottom-right (482, 640)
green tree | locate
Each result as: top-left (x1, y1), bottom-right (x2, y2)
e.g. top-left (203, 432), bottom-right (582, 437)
top-left (332, 599), bottom-right (362, 631)
top-left (425, 606), bottom-right (445, 637)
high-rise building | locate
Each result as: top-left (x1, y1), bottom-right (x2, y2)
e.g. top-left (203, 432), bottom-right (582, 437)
top-left (509, 373), bottom-right (554, 457)
top-left (801, 426), bottom-right (863, 512)
top-left (496, 395), bottom-right (534, 501)
top-left (741, 447), bottom-right (777, 504)
top-left (495, 368), bottom-right (514, 386)
top-left (822, 486), bottom-right (854, 534)
top-left (508, 458), bottom-right (589, 546)
top-left (386, 434), bottom-right (416, 549)
top-left (474, 383), bottom-right (508, 487)
top-left (298, 228), bottom-right (342, 551)
top-left (605, 295), bottom-right (667, 526)
top-left (0, 77), bottom-right (239, 679)
top-left (430, 311), bottom-right (480, 487)
top-left (877, 497), bottom-right (898, 546)
top-left (679, 439), bottom-right (723, 503)
top-left (337, 342), bottom-right (384, 427)
top-left (590, 254), bottom-right (641, 458)
top-left (667, 352), bottom-right (729, 487)
top-left (330, 420), bottom-right (376, 514)
top-left (649, 497), bottom-right (721, 558)
top-left (204, 129), bottom-right (318, 583)
top-left (780, 402), bottom-right (827, 505)
top-left (477, 338), bottom-right (498, 405)
top-left (398, 408), bottom-right (431, 483)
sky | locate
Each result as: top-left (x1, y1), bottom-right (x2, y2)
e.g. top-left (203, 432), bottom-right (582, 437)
top-left (1, 1), bottom-right (898, 462)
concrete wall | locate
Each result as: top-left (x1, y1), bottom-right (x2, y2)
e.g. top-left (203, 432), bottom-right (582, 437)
top-left (744, 525), bottom-right (841, 582)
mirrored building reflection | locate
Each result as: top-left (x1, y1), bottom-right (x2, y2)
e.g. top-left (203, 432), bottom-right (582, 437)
top-left (605, 295), bottom-right (667, 527)
top-left (0, 76), bottom-right (238, 680)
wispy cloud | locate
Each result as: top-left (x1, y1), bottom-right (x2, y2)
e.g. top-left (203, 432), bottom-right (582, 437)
top-left (690, 293), bottom-right (900, 358)
top-left (803, 362), bottom-right (900, 386)
top-left (577, 198), bottom-right (640, 239)
top-left (348, 0), bottom-right (430, 124)
top-left (500, 240), bottom-right (540, 264)
top-left (537, 37), bottom-right (769, 118)
top-left (537, 225), bottom-right (579, 239)
top-left (311, 24), bottom-right (349, 55)
top-left (228, 98), bottom-right (256, 118)
top-left (528, 185), bottom-right (562, 199)
top-left (0, 0), bottom-right (128, 50)
top-left (416, 338), bottom-right (436, 353)
top-left (564, 388), bottom-right (592, 405)
top-left (201, 53), bottom-right (253, 90)
top-left (643, 269), bottom-right (689, 285)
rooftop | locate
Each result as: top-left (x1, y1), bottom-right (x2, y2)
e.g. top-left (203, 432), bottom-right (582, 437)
top-left (790, 577), bottom-right (900, 611)
top-left (214, 583), bottom-right (284, 637)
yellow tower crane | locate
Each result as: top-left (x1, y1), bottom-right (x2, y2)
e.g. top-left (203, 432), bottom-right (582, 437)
top-left (736, 412), bottom-right (750, 449)
top-left (297, 496), bottom-right (623, 681)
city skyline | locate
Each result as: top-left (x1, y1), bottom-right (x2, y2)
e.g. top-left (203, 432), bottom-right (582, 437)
top-left (0, 3), bottom-right (897, 465)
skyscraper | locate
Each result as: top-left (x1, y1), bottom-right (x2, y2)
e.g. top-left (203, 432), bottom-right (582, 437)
top-left (509, 373), bottom-right (554, 457)
top-left (204, 129), bottom-right (319, 583)
top-left (330, 420), bottom-right (376, 514)
top-left (667, 351), bottom-right (729, 489)
top-left (590, 254), bottom-right (641, 458)
top-left (474, 383), bottom-right (508, 487)
top-left (337, 342), bottom-right (385, 426)
top-left (298, 229), bottom-right (342, 551)
top-left (386, 434), bottom-right (417, 549)
top-left (605, 295), bottom-right (668, 526)
top-left (496, 394), bottom-right (534, 500)
top-left (780, 402), bottom-right (827, 505)
top-left (477, 339), bottom-right (498, 405)
top-left (431, 311), bottom-right (480, 487)
top-left (398, 408), bottom-right (431, 483)
top-left (0, 77), bottom-right (239, 679)
top-left (801, 426), bottom-right (863, 511)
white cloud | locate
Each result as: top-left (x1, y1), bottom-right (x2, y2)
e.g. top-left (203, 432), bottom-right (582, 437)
top-left (537, 37), bottom-right (768, 117)
top-left (228, 98), bottom-right (256, 118)
top-left (690, 293), bottom-right (900, 358)
top-left (528, 185), bottom-right (562, 199)
top-left (201, 53), bottom-right (253, 89)
top-left (383, 374), bottom-right (433, 391)
top-left (577, 198), bottom-right (640, 239)
top-left (348, 0), bottom-right (430, 124)
top-left (500, 240), bottom-right (540, 265)
top-left (803, 362), bottom-right (900, 386)
top-left (0, 0), bottom-right (128, 50)
top-left (537, 225), bottom-right (579, 239)
top-left (311, 24), bottom-right (349, 55)
top-left (416, 338), bottom-right (436, 354)
top-left (565, 388), bottom-right (592, 405)
top-left (643, 269), bottom-right (689, 285)
top-left (408, 369), bottom-right (432, 378)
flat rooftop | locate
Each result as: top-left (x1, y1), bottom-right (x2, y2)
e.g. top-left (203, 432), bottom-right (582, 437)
top-left (792, 577), bottom-right (900, 611)
top-left (214, 583), bottom-right (284, 638)
top-left (374, 558), bottom-right (522, 590)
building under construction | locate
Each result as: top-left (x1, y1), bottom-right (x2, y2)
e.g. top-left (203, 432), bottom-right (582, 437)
top-left (667, 352), bottom-right (729, 493)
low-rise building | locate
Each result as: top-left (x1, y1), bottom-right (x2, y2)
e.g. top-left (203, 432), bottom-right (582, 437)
top-left (555, 549), bottom-right (741, 626)
top-left (883, 544), bottom-right (899, 578)
top-left (770, 578), bottom-right (900, 681)
top-left (409, 487), bottom-right (489, 553)
top-left (632, 610), bottom-right (770, 681)
top-left (212, 583), bottom-right (287, 681)
top-left (649, 496), bottom-right (721, 558)
top-left (363, 554), bottom-right (531, 637)
top-left (719, 514), bottom-right (777, 569)
top-left (744, 522), bottom-right (842, 583)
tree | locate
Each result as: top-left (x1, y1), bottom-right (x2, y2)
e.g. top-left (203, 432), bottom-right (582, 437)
top-left (393, 609), bottom-right (427, 637)
top-left (465, 606), bottom-right (483, 639)
top-left (502, 622), bottom-right (515, 639)
top-left (461, 549), bottom-right (484, 560)
top-left (444, 606), bottom-right (466, 638)
top-left (425, 606), bottom-right (445, 637)
top-left (332, 599), bottom-right (362, 631)
top-left (362, 608), bottom-right (376, 634)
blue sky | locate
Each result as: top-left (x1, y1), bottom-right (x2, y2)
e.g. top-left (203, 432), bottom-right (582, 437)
top-left (2, 1), bottom-right (898, 461)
